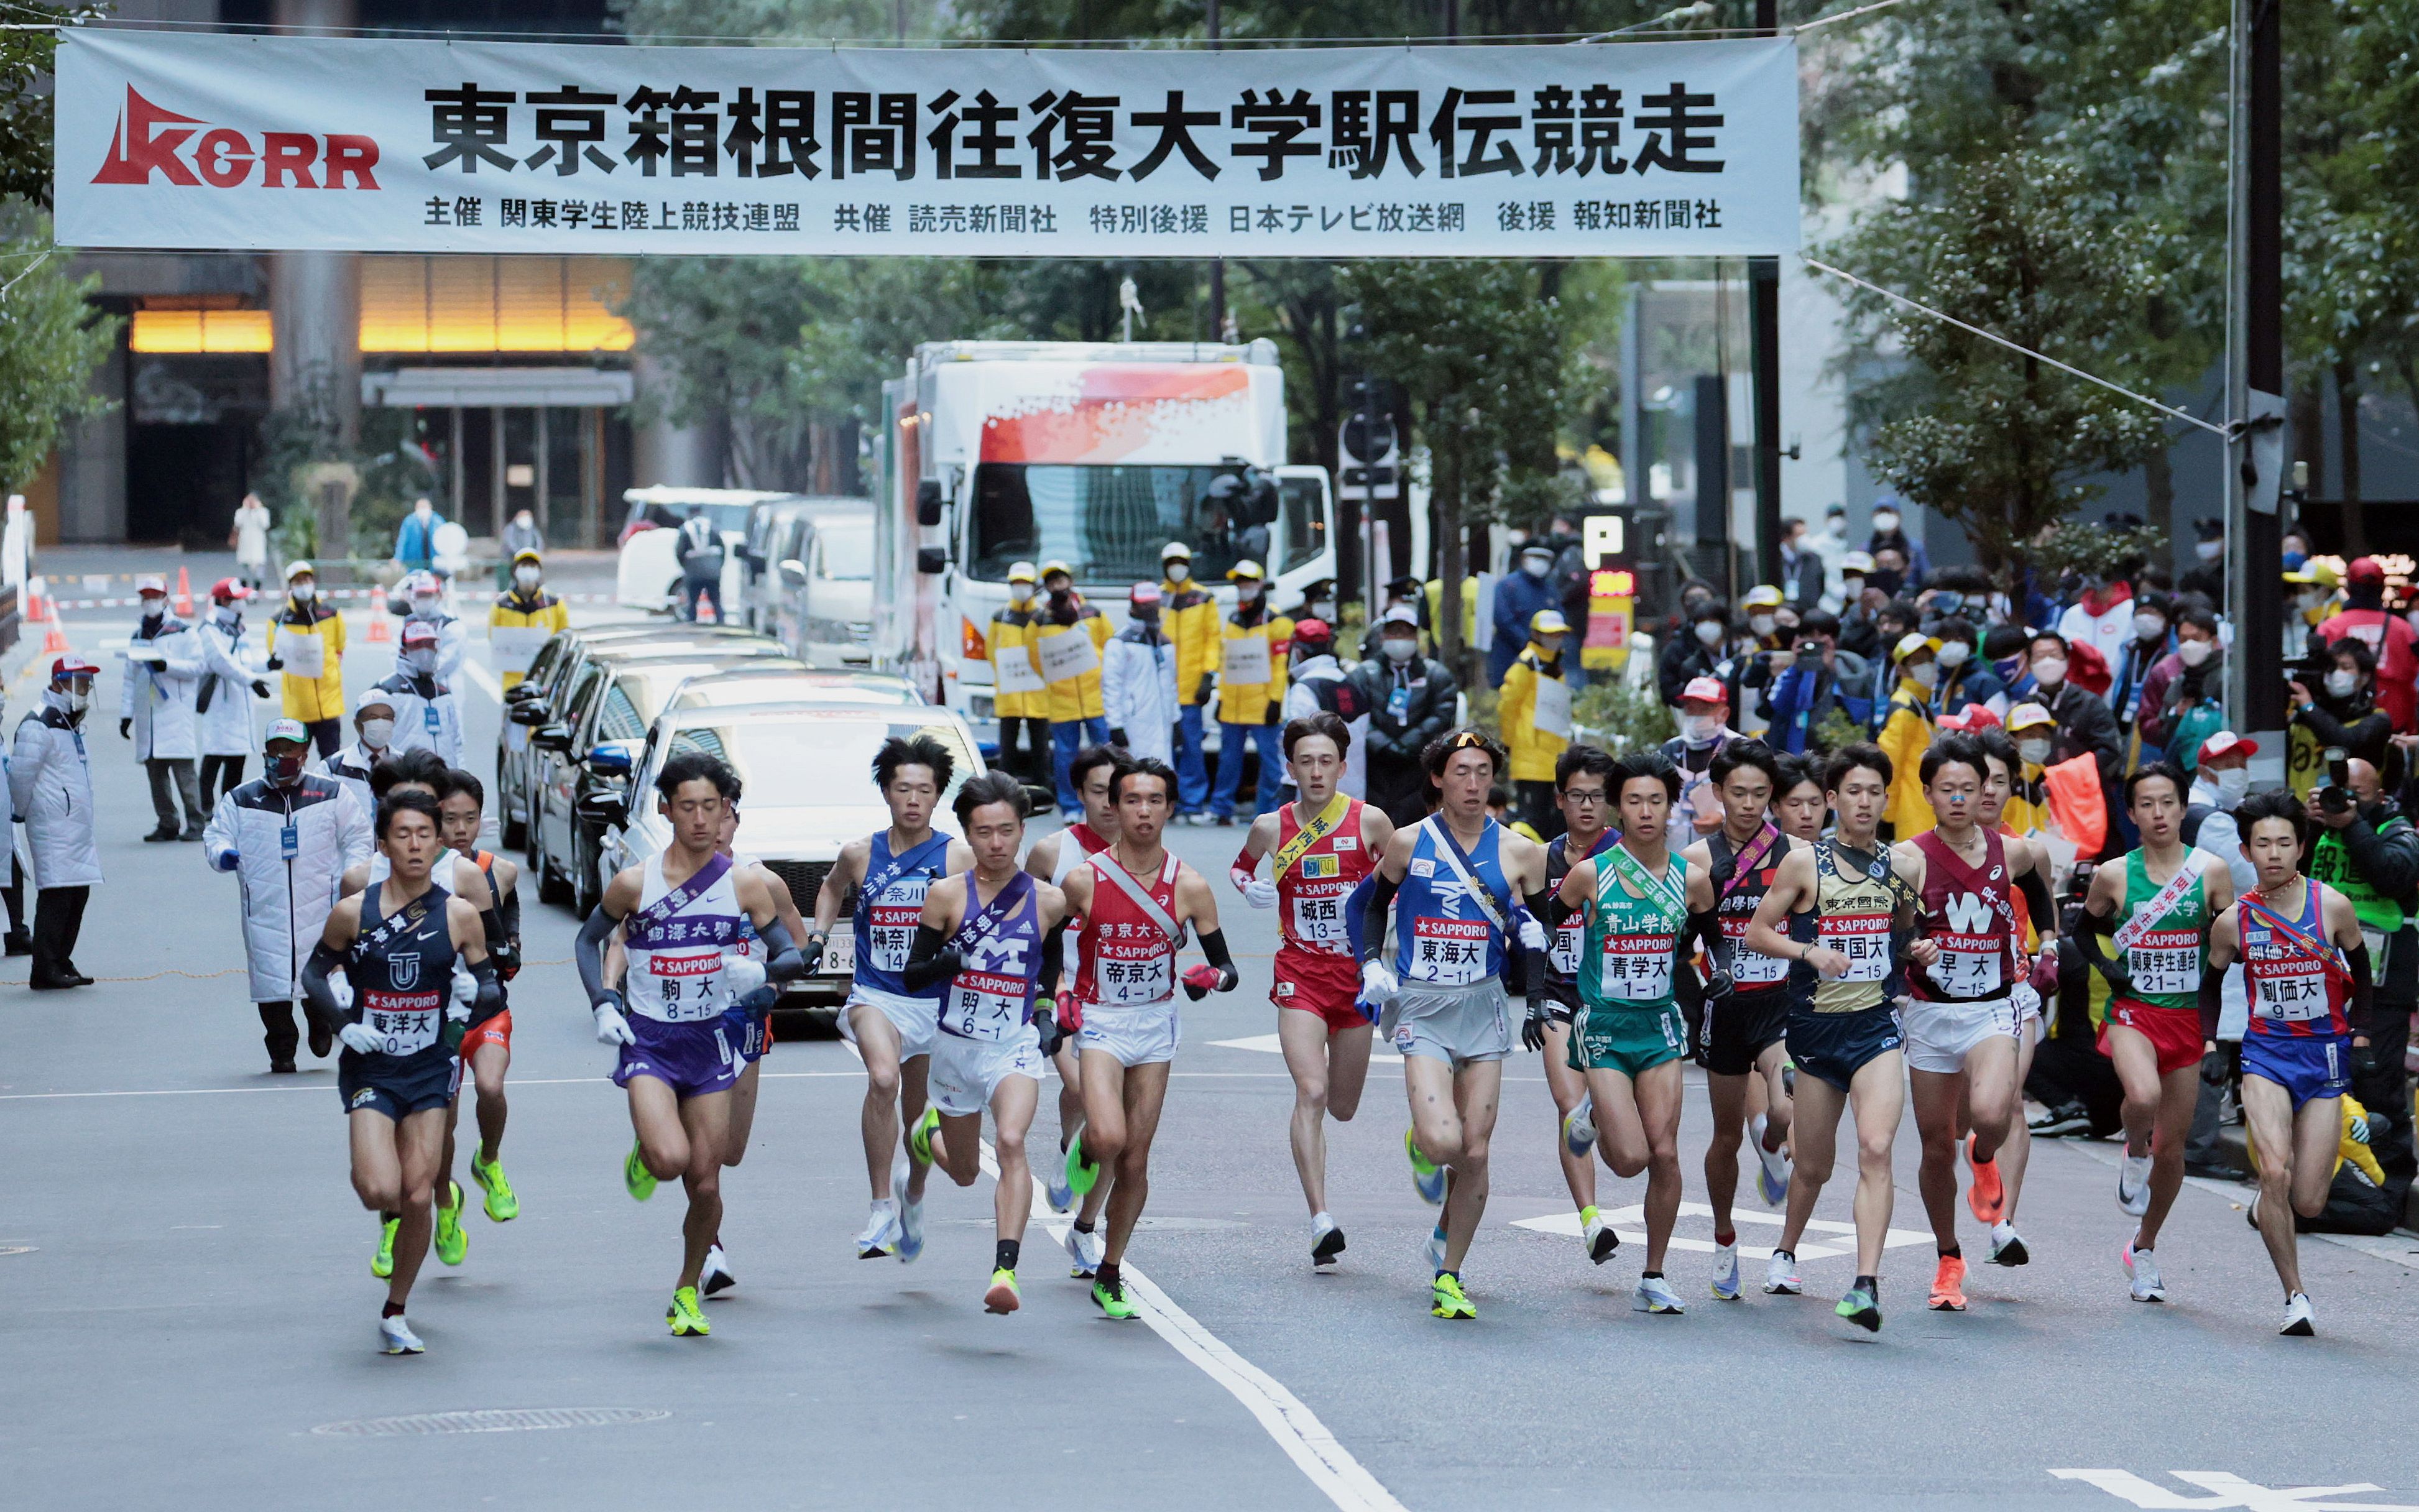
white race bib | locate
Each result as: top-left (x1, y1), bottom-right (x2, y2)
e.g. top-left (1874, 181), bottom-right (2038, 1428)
top-left (1096, 948), bottom-right (1174, 1005)
top-left (636, 947), bottom-right (726, 1022)
top-left (1037, 629), bottom-right (1100, 685)
top-left (1220, 634), bottom-right (1272, 687)
top-left (1532, 676), bottom-right (1574, 739)
top-left (1820, 912), bottom-right (1892, 982)
top-left (1289, 890), bottom-right (1349, 949)
top-left (947, 967), bottom-right (1030, 1041)
top-left (1551, 918), bottom-right (1583, 975)
top-left (2252, 962), bottom-right (2330, 1021)
top-left (279, 632), bottom-right (325, 680)
top-left (1721, 916), bottom-right (1789, 984)
top-left (1408, 915), bottom-right (1488, 985)
top-left (1600, 932), bottom-right (1674, 1000)
top-left (359, 989), bottom-right (441, 1054)
top-left (1930, 930), bottom-right (2004, 996)
top-left (993, 646), bottom-right (1045, 694)
top-left (2127, 929), bottom-right (2200, 997)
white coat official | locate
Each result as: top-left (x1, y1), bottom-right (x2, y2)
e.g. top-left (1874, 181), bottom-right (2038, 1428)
top-left (374, 670), bottom-right (462, 771)
top-left (205, 765), bottom-right (371, 1002)
top-left (194, 604), bottom-right (271, 758)
top-left (120, 610), bottom-right (204, 762)
top-left (12, 692), bottom-right (103, 890)
top-left (1102, 593), bottom-right (1179, 765)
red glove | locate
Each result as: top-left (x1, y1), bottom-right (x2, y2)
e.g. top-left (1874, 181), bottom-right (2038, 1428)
top-left (1055, 987), bottom-right (1082, 1032)
top-left (1181, 963), bottom-right (1227, 1000)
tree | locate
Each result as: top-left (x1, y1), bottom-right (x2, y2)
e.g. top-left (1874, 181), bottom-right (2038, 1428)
top-left (0, 212), bottom-right (117, 497)
top-left (1824, 153), bottom-right (2167, 573)
top-left (1, 4), bottom-right (108, 208)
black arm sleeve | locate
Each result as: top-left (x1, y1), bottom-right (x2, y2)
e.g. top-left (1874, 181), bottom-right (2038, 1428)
top-left (757, 917), bottom-right (804, 983)
top-left (2198, 963), bottom-right (2224, 1042)
top-left (1036, 918), bottom-right (1071, 997)
top-left (2079, 904), bottom-right (2134, 992)
top-left (300, 941), bottom-right (349, 1031)
top-left (466, 955), bottom-right (505, 1028)
top-left (901, 923), bottom-right (964, 993)
top-left (1199, 926), bottom-right (1238, 990)
top-left (574, 905), bottom-right (622, 1008)
top-left (2348, 938), bottom-right (2375, 1038)
top-left (1685, 907), bottom-right (1728, 985)
top-left (1360, 871), bottom-right (1401, 964)
top-left (493, 885), bottom-right (522, 972)
top-left (1518, 887), bottom-right (1552, 994)
top-left (2016, 867), bottom-right (2055, 942)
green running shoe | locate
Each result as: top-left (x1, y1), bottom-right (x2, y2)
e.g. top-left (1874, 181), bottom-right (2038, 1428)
top-left (908, 1105), bottom-right (940, 1166)
top-left (1091, 1275), bottom-right (1138, 1321)
top-left (1431, 1272), bottom-right (1477, 1320)
top-left (624, 1140), bottom-right (658, 1202)
top-left (984, 1268), bottom-right (1021, 1315)
top-left (433, 1181), bottom-right (468, 1266)
top-left (470, 1151), bottom-right (518, 1222)
top-left (1405, 1130), bottom-right (1447, 1205)
top-left (666, 1285), bottom-right (710, 1337)
top-left (371, 1215), bottom-right (399, 1279)
top-left (1836, 1285), bottom-right (1881, 1334)
top-left (1065, 1128), bottom-right (1100, 1199)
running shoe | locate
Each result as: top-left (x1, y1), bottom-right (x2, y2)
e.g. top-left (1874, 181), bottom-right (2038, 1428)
top-left (433, 1182), bottom-right (467, 1267)
top-left (1580, 1205), bottom-right (1619, 1265)
top-left (1965, 1133), bottom-right (2004, 1223)
top-left (470, 1151), bottom-right (518, 1222)
top-left (1064, 1224), bottom-right (1104, 1279)
top-left (985, 1268), bottom-right (1021, 1315)
top-left (666, 1286), bottom-right (711, 1337)
top-left (1562, 1094), bottom-right (1599, 1159)
top-left (702, 1243), bottom-right (736, 1297)
top-left (1927, 1254), bottom-right (1967, 1312)
top-left (2028, 1101), bottom-right (2091, 1137)
top-left (908, 1106), bottom-right (940, 1167)
top-left (1835, 1284), bottom-right (1881, 1332)
top-left (1045, 1159), bottom-right (1076, 1215)
top-left (1405, 1130), bottom-right (1447, 1205)
top-left (1751, 1114), bottom-right (1790, 1207)
top-left (1423, 1222), bottom-right (1449, 1274)
top-left (1763, 1250), bottom-right (1802, 1296)
top-left (2122, 1242), bottom-right (2165, 1303)
top-left (1710, 1243), bottom-right (1741, 1301)
top-left (1092, 1275), bottom-right (1138, 1321)
top-left (623, 1140), bottom-right (657, 1202)
top-left (1633, 1276), bottom-right (1686, 1314)
top-left (2116, 1148), bottom-right (2152, 1216)
top-left (1064, 1127), bottom-right (1100, 1200)
top-left (1986, 1221), bottom-right (2030, 1267)
top-left (1430, 1272), bottom-right (1477, 1320)
top-left (2281, 1291), bottom-right (2315, 1337)
top-left (855, 1204), bottom-right (900, 1260)
top-left (371, 1216), bottom-right (399, 1279)
top-left (896, 1196), bottom-right (926, 1264)
top-left (1310, 1212), bottom-right (1346, 1268)
top-left (378, 1313), bottom-right (424, 1355)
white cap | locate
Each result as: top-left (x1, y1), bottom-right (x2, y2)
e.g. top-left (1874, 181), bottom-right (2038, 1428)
top-left (354, 687), bottom-right (397, 716)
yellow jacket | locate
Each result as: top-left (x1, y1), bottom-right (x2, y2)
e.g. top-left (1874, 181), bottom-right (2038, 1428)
top-left (267, 598), bottom-right (346, 724)
top-left (2002, 770), bottom-right (2051, 839)
top-left (986, 604), bottom-right (1045, 719)
top-left (489, 590), bottom-right (569, 691)
top-left (1034, 606), bottom-right (1112, 722)
top-left (1498, 645), bottom-right (1570, 782)
top-left (1424, 577), bottom-right (1481, 650)
top-left (1164, 582), bottom-right (1222, 707)
top-left (1877, 680), bottom-right (1936, 839)
top-left (1215, 607), bottom-right (1293, 726)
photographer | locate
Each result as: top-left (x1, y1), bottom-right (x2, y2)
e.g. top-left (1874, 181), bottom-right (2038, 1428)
top-left (2024, 860), bottom-right (2125, 1140)
top-left (2290, 638), bottom-right (2393, 775)
top-left (2306, 754), bottom-right (2419, 1193)
top-left (1757, 611), bottom-right (1868, 755)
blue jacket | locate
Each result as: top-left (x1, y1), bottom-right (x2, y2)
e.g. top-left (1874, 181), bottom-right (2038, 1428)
top-left (1489, 570), bottom-right (1562, 687)
top-left (1767, 660), bottom-right (1869, 754)
top-left (394, 512), bottom-right (443, 568)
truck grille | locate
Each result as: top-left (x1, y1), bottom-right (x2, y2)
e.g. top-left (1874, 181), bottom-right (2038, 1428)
top-left (765, 859), bottom-right (836, 913)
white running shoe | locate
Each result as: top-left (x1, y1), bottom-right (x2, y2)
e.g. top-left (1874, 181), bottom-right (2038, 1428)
top-left (701, 1242), bottom-right (736, 1296)
top-left (2122, 1242), bottom-right (2165, 1302)
top-left (1633, 1275), bottom-right (1686, 1314)
top-left (1764, 1250), bottom-right (1803, 1295)
top-left (855, 1203), bottom-right (900, 1259)
top-left (1046, 1169), bottom-right (1076, 1214)
top-left (1580, 1206), bottom-right (1619, 1265)
top-left (2117, 1149), bottom-right (2153, 1216)
top-left (378, 1314), bottom-right (424, 1355)
top-left (1310, 1212), bottom-right (1346, 1268)
top-left (1710, 1242), bottom-right (1742, 1301)
top-left (2282, 1291), bottom-right (2315, 1336)
top-left (1423, 1222), bottom-right (1449, 1273)
top-left (1751, 1114), bottom-right (1791, 1207)
top-left (1064, 1224), bottom-right (1104, 1278)
top-left (1986, 1220), bottom-right (2029, 1267)
top-left (1563, 1094), bottom-right (1599, 1158)
top-left (896, 1196), bottom-right (925, 1264)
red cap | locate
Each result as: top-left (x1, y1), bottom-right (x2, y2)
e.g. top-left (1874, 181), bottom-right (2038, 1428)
top-left (400, 620), bottom-right (440, 648)
top-left (1681, 675), bottom-right (1730, 706)
top-left (2198, 730), bottom-right (2259, 763)
top-left (1129, 581), bottom-right (1162, 606)
top-left (51, 655), bottom-right (99, 678)
top-left (2348, 556), bottom-right (2385, 583)
top-left (209, 577), bottom-right (252, 602)
top-left (1938, 705), bottom-right (2002, 733)
top-left (1292, 617), bottom-right (1333, 645)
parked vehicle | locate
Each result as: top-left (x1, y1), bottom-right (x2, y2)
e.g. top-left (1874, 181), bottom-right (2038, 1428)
top-left (735, 496), bottom-right (868, 641)
top-left (775, 502), bottom-right (877, 669)
top-left (614, 486), bottom-right (766, 615)
top-left (664, 665), bottom-right (926, 717)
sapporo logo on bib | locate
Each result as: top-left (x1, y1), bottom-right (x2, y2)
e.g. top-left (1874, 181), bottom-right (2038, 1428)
top-left (1411, 915), bottom-right (1489, 984)
top-left (361, 987), bottom-right (442, 1054)
top-left (1601, 931), bottom-right (1674, 1000)
top-left (1095, 923), bottom-right (1173, 1005)
top-left (869, 879), bottom-right (928, 970)
top-left (1721, 915), bottom-right (1789, 984)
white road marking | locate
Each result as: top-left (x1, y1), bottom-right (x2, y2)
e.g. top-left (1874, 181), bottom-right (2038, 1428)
top-left (1212, 1031), bottom-right (1402, 1064)
top-left (1511, 1201), bottom-right (1933, 1262)
top-left (2052, 1467), bottom-right (2419, 1509)
top-left (461, 653), bottom-right (504, 703)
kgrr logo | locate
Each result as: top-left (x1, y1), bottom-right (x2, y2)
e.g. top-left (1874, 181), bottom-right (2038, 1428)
top-left (91, 85), bottom-right (380, 189)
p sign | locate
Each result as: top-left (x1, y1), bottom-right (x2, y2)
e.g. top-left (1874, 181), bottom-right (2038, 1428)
top-left (1583, 514), bottom-right (1626, 567)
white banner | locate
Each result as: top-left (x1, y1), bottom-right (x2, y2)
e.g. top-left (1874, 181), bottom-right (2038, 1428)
top-left (54, 29), bottom-right (1800, 258)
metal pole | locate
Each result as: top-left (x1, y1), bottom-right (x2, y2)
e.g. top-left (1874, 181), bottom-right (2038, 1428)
top-left (1748, 0), bottom-right (1784, 588)
top-left (2229, 0), bottom-right (2286, 776)
top-left (1206, 0), bottom-right (1224, 343)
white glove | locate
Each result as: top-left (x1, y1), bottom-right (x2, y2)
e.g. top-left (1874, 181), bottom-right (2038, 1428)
top-left (1358, 958), bottom-right (1398, 1005)
top-left (593, 1002), bottom-right (637, 1046)
top-left (1242, 877), bottom-right (1278, 910)
top-left (1514, 906), bottom-right (1548, 952)
top-left (331, 973), bottom-right (354, 1015)
top-left (723, 954), bottom-right (767, 1000)
top-left (448, 961), bottom-right (476, 1023)
top-left (336, 1021), bottom-right (380, 1055)
top-left (2009, 982), bottom-right (2041, 1020)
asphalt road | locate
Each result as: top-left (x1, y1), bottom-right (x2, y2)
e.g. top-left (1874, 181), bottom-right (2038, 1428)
top-left (6, 581), bottom-right (2418, 1511)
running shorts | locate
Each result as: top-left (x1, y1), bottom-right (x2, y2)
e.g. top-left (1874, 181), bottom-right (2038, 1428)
top-left (1077, 998), bottom-right (1180, 1067)
top-left (839, 984), bottom-right (936, 1060)
top-left (2101, 998), bottom-right (2204, 1077)
top-left (1701, 987), bottom-right (1789, 1077)
top-left (1273, 945), bottom-right (1368, 1036)
top-left (613, 1015), bottom-right (739, 1100)
top-left (1786, 1003), bottom-right (1903, 1092)
top-left (1901, 995), bottom-right (2017, 1074)
top-left (339, 1048), bottom-right (460, 1120)
top-left (1568, 1000), bottom-right (1689, 1079)
top-left (2242, 1033), bottom-right (2350, 1110)
top-left (724, 1003), bottom-right (775, 1064)
top-left (1532, 975), bottom-right (1580, 1026)
top-left (458, 1008), bottom-right (512, 1061)
top-left (929, 1023), bottom-right (1047, 1116)
top-left (1385, 977), bottom-right (1513, 1067)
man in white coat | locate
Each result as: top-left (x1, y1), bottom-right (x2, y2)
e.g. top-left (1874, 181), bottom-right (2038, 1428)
top-left (205, 718), bottom-right (372, 1071)
top-left (375, 620), bottom-right (463, 769)
top-left (194, 578), bottom-right (275, 809)
top-left (229, 492), bottom-right (272, 591)
top-left (120, 573), bottom-right (206, 842)
top-left (319, 687), bottom-right (396, 817)
top-left (1102, 581), bottom-right (1178, 763)
top-left (13, 657), bottom-right (104, 989)
top-left (1280, 618), bottom-right (1368, 800)
top-left (399, 569), bottom-right (466, 685)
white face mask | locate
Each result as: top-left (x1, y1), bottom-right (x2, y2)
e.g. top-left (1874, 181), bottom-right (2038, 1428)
top-left (1682, 714), bottom-right (1724, 745)
top-left (1937, 640), bottom-right (1971, 668)
top-left (2300, 589), bottom-right (2329, 612)
top-left (1383, 637), bottom-right (1417, 663)
top-left (50, 686), bottom-right (90, 717)
top-left (1694, 620), bottom-right (1726, 647)
top-left (1309, 600), bottom-right (1335, 621)
top-left (2326, 670), bottom-right (2359, 698)
top-left (359, 717), bottom-right (395, 749)
top-left (412, 596), bottom-right (441, 618)
top-left (139, 596), bottom-right (166, 617)
top-left (1521, 558), bottom-right (1550, 578)
top-left (405, 649), bottom-right (438, 676)
top-left (1749, 614), bottom-right (1776, 637)
top-left (2178, 638), bottom-right (2214, 666)
top-left (2031, 657), bottom-right (2067, 688)
top-left (1872, 512), bottom-right (1900, 533)
top-left (289, 583), bottom-right (315, 602)
top-left (513, 566), bottom-right (541, 592)
top-left (2214, 766), bottom-right (2251, 806)
top-left (514, 513), bottom-right (534, 530)
top-left (1236, 582), bottom-right (1262, 602)
top-left (2196, 540), bottom-right (2224, 562)
top-left (1010, 583), bottom-right (1033, 604)
top-left (2134, 613), bottom-right (2166, 640)
top-left (1907, 662), bottom-right (1939, 688)
top-left (1164, 562), bottom-right (1190, 583)
top-left (1841, 577), bottom-right (1864, 599)
top-left (2018, 737), bottom-right (2053, 766)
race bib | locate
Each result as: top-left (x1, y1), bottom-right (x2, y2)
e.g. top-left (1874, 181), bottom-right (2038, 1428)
top-left (1408, 915), bottom-right (1489, 985)
top-left (1037, 630), bottom-right (1100, 685)
top-left (1221, 635), bottom-right (1272, 687)
top-left (638, 947), bottom-right (726, 1022)
top-left (946, 967), bottom-right (1030, 1041)
top-left (2127, 929), bottom-right (2200, 997)
top-left (1532, 676), bottom-right (1574, 739)
top-left (1094, 938), bottom-right (1174, 1005)
top-left (1289, 889), bottom-right (1350, 950)
top-left (1722, 915), bottom-right (1789, 985)
top-left (1600, 931), bottom-right (1674, 1001)
top-left (1930, 929), bottom-right (2004, 996)
top-left (1820, 911), bottom-right (1892, 982)
top-left (1551, 917), bottom-right (1583, 976)
top-left (279, 633), bottom-right (325, 680)
top-left (359, 988), bottom-right (441, 1055)
top-left (2251, 959), bottom-right (2330, 1021)
top-left (993, 647), bottom-right (1045, 695)
top-left (867, 880), bottom-right (929, 972)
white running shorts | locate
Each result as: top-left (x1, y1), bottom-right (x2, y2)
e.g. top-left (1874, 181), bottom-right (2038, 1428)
top-left (839, 984), bottom-right (937, 1060)
top-left (928, 1024), bottom-right (1045, 1117)
top-left (1901, 995), bottom-right (2017, 1074)
top-left (1077, 998), bottom-right (1180, 1067)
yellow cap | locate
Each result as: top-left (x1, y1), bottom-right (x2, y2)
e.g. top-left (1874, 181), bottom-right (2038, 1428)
top-left (1744, 584), bottom-right (1785, 610)
top-left (1228, 560), bottom-right (1265, 582)
top-left (1894, 631), bottom-right (1938, 662)
top-left (512, 547), bottom-right (543, 566)
top-left (1530, 609), bottom-right (1571, 636)
top-left (1039, 560), bottom-right (1074, 581)
top-left (1006, 561), bottom-right (1038, 583)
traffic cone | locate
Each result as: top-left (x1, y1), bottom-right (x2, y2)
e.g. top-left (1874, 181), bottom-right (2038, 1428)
top-left (40, 596), bottom-right (67, 655)
top-left (21, 574), bottom-right (42, 625)
top-left (366, 591), bottom-right (391, 643)
top-left (173, 565), bottom-right (193, 618)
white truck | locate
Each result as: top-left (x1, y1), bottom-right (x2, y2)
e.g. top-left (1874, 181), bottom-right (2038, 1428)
top-left (871, 339), bottom-right (1336, 749)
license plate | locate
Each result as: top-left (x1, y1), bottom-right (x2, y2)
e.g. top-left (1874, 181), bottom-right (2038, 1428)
top-left (822, 933), bottom-right (855, 975)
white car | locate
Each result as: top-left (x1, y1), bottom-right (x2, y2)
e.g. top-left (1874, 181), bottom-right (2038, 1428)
top-left (614, 487), bottom-right (765, 615)
top-left (593, 702), bottom-right (985, 1013)
top-left (665, 666), bottom-right (927, 717)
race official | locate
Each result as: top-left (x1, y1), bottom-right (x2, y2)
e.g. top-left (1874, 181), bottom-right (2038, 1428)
top-left (119, 573), bottom-right (205, 842)
top-left (12, 657), bottom-right (104, 989)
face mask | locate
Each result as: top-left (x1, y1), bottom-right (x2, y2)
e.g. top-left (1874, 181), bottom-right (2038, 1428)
top-left (2178, 638), bottom-right (2214, 666)
top-left (1868, 569), bottom-right (1904, 597)
top-left (2196, 540), bottom-right (2224, 562)
top-left (2282, 551), bottom-right (2308, 572)
top-left (513, 567), bottom-right (541, 592)
top-left (215, 606), bottom-right (241, 629)
top-left (50, 686), bottom-right (89, 717)
top-left (1872, 512), bottom-right (1900, 533)
top-left (1164, 563), bottom-right (1190, 583)
top-left (412, 596), bottom-right (441, 618)
top-left (1536, 635), bottom-right (1565, 656)
top-left (1010, 584), bottom-right (1033, 604)
top-left (405, 650), bottom-right (437, 677)
top-left (360, 717), bottom-right (395, 749)
top-left (1309, 600), bottom-right (1335, 621)
top-left (1682, 714), bottom-right (1724, 745)
top-left (1235, 583), bottom-right (1262, 602)
top-left (2300, 590), bottom-right (2328, 612)
top-left (514, 513), bottom-right (534, 530)
top-left (1841, 577), bottom-right (1864, 600)
top-left (1749, 614), bottom-right (1776, 637)
top-left (2326, 670), bottom-right (2359, 698)
top-left (2019, 737), bottom-right (2053, 766)
top-left (269, 752), bottom-right (307, 785)
top-left (1383, 637), bottom-right (1417, 663)
top-left (2031, 657), bottom-right (2066, 688)
top-left (1907, 662), bottom-right (1939, 688)
top-left (1937, 640), bottom-right (1971, 668)
top-left (139, 597), bottom-right (165, 619)
top-left (1693, 620), bottom-right (1726, 647)
top-left (290, 583), bottom-right (315, 602)
top-left (1521, 558), bottom-right (1550, 579)
top-left (2134, 613), bottom-right (2166, 641)
top-left (2215, 766), bottom-right (2251, 806)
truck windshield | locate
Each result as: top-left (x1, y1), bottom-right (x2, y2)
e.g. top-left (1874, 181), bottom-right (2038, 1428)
top-left (970, 463), bottom-right (1279, 585)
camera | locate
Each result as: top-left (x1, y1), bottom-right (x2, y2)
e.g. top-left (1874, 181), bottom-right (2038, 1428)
top-left (2320, 745), bottom-right (2352, 816)
top-left (2058, 860), bottom-right (2097, 938)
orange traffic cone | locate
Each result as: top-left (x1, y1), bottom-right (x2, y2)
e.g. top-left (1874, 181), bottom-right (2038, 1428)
top-left (21, 575), bottom-right (42, 625)
top-left (40, 596), bottom-right (67, 655)
top-left (173, 565), bottom-right (193, 618)
top-left (366, 592), bottom-right (391, 643)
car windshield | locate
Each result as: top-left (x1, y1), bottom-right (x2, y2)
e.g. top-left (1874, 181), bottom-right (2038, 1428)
top-left (639, 500), bottom-right (753, 535)
top-left (675, 675), bottom-right (921, 709)
top-left (969, 463), bottom-right (1279, 586)
top-left (816, 519), bottom-right (873, 580)
top-left (665, 716), bottom-right (980, 807)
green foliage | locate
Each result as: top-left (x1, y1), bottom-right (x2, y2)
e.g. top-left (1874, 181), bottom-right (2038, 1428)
top-left (0, 4), bottom-right (108, 208)
top-left (0, 211), bottom-right (117, 496)
top-left (2027, 520), bottom-right (2167, 584)
top-left (1573, 675), bottom-right (1674, 755)
top-left (1810, 704), bottom-right (1866, 756)
top-left (254, 397), bottom-right (435, 563)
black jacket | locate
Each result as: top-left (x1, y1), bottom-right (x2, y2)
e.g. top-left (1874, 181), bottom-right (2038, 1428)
top-left (1779, 545), bottom-right (1825, 611)
top-left (1657, 634), bottom-right (1723, 708)
top-left (2042, 683), bottom-right (2123, 784)
top-left (1352, 655), bottom-right (1458, 825)
top-left (2295, 690), bottom-right (2394, 774)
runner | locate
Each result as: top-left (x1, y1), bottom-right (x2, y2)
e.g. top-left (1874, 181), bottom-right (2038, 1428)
top-left (1772, 755), bottom-right (1829, 844)
top-left (431, 770), bottom-right (523, 1239)
top-left (575, 752), bottom-right (807, 1337)
top-left (1973, 728), bottom-right (2049, 1264)
top-left (1357, 729), bottom-right (1550, 1320)
top-left (2201, 789), bottom-right (2373, 1335)
top-left (1678, 738), bottom-right (1799, 1302)
top-left (901, 772), bottom-right (1074, 1315)
top-left (1743, 742), bottom-right (1937, 1332)
top-left (1556, 749), bottom-right (1713, 1314)
top-left (809, 735), bottom-right (973, 1261)
top-left (299, 790), bottom-right (501, 1354)
top-left (1232, 712), bottom-right (1394, 1267)
top-left (2076, 760), bottom-right (2236, 1304)
top-left (1056, 755), bottom-right (1240, 1320)
top-left (1531, 744), bottom-right (1620, 1265)
top-left (1023, 742), bottom-right (1119, 1273)
top-left (1897, 735), bottom-right (2057, 1311)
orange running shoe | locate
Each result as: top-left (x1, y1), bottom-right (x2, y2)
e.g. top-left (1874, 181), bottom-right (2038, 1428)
top-left (1928, 1253), bottom-right (1968, 1312)
top-left (1965, 1133), bottom-right (2004, 1224)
